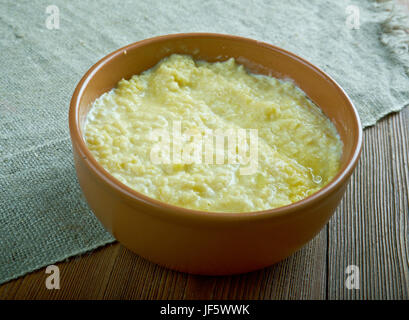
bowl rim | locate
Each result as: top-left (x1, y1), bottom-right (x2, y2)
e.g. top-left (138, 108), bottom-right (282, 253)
top-left (69, 32), bottom-right (363, 222)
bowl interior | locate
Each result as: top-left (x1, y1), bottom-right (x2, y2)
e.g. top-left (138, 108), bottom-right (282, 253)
top-left (75, 34), bottom-right (361, 190)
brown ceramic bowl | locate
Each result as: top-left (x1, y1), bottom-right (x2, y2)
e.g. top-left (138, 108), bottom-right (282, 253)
top-left (69, 33), bottom-right (362, 275)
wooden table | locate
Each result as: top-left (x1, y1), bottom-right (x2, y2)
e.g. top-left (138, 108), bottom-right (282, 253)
top-left (0, 106), bottom-right (407, 300)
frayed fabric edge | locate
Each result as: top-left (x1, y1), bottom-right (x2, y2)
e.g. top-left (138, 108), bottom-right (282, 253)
top-left (376, 0), bottom-right (409, 75)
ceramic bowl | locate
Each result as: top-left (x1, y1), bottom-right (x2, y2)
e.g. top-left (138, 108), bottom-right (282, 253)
top-left (69, 33), bottom-right (362, 275)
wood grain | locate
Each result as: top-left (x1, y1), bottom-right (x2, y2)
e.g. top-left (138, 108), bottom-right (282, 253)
top-left (0, 107), bottom-right (407, 300)
top-left (328, 107), bottom-right (409, 299)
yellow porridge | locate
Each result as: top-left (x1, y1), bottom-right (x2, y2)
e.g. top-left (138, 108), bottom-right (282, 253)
top-left (84, 54), bottom-right (342, 212)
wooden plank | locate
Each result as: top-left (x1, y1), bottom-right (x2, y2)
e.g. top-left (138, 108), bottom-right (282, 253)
top-left (388, 107), bottom-right (409, 297)
top-left (328, 107), bottom-right (409, 299)
top-left (0, 243), bottom-right (120, 300)
top-left (102, 246), bottom-right (188, 299)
